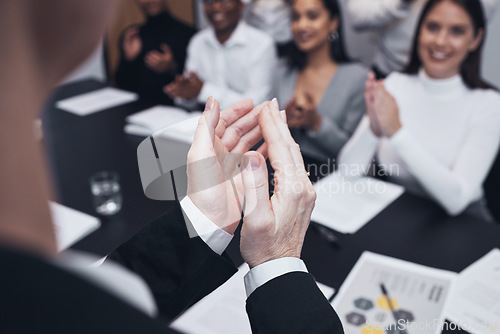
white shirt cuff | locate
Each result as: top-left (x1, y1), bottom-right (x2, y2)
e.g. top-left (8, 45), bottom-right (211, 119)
top-left (180, 196), bottom-right (233, 255)
top-left (244, 257), bottom-right (308, 297)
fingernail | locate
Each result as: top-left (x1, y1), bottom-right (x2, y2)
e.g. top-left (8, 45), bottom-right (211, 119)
top-left (271, 97), bottom-right (279, 109)
top-left (246, 154), bottom-right (260, 171)
top-left (205, 96), bottom-right (214, 111)
top-left (280, 110), bottom-right (287, 123)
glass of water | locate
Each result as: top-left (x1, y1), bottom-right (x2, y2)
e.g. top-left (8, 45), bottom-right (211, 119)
top-left (89, 171), bottom-right (123, 216)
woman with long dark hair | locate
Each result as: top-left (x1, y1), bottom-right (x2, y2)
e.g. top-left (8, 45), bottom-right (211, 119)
top-left (339, 0), bottom-right (500, 219)
top-left (274, 0), bottom-right (368, 164)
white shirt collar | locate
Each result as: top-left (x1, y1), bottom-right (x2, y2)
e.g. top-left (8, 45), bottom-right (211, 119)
top-left (207, 21), bottom-right (249, 48)
top-left (418, 68), bottom-right (468, 99)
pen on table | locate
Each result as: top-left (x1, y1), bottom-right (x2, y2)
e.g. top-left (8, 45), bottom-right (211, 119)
top-left (380, 283), bottom-right (407, 333)
top-left (312, 223), bottom-right (340, 248)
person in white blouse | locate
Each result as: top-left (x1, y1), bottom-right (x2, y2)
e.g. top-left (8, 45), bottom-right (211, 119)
top-left (339, 0), bottom-right (500, 219)
top-left (346, 0), bottom-right (498, 77)
top-left (164, 0), bottom-right (277, 110)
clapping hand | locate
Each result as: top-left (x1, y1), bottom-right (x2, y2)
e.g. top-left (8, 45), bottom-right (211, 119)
top-left (285, 93), bottom-right (322, 132)
top-left (145, 43), bottom-right (176, 74)
top-left (187, 97), bottom-right (267, 234)
top-left (364, 72), bottom-right (401, 138)
top-left (164, 72), bottom-right (204, 100)
top-left (122, 26), bottom-right (142, 61)
top-left (240, 99), bottom-right (316, 268)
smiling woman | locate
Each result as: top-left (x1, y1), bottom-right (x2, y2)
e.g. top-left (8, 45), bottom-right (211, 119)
top-left (273, 0), bottom-right (369, 164)
top-left (339, 0), bottom-right (500, 220)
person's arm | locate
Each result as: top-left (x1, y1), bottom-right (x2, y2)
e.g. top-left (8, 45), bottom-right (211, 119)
top-left (307, 72), bottom-right (367, 158)
top-left (338, 115), bottom-right (380, 176)
top-left (347, 0), bottom-right (413, 31)
top-left (388, 104), bottom-right (500, 215)
top-left (239, 100), bottom-right (345, 333)
top-left (197, 39), bottom-right (277, 108)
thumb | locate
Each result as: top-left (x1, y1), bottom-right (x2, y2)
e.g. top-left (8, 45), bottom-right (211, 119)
top-left (160, 43), bottom-right (171, 54)
top-left (241, 152), bottom-right (272, 220)
top-left (189, 97), bottom-right (220, 162)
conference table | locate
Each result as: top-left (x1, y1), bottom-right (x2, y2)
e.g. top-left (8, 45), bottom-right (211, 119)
top-left (42, 79), bottom-right (500, 333)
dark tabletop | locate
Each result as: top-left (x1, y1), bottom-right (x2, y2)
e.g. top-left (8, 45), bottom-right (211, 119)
top-left (42, 79), bottom-right (500, 331)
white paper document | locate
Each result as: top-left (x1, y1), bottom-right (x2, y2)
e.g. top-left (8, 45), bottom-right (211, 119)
top-left (155, 114), bottom-right (201, 144)
top-left (311, 172), bottom-right (405, 234)
top-left (56, 87), bottom-right (138, 116)
top-left (442, 249), bottom-right (500, 334)
top-left (171, 264), bottom-right (335, 334)
top-left (333, 252), bottom-right (456, 334)
top-left (124, 105), bottom-right (201, 137)
top-left (50, 202), bottom-right (101, 252)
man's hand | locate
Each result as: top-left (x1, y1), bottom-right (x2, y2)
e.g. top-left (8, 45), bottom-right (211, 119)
top-left (145, 43), bottom-right (176, 74)
top-left (123, 27), bottom-right (142, 61)
top-left (240, 99), bottom-right (317, 268)
top-left (164, 72), bottom-right (204, 100)
top-left (186, 97), bottom-right (267, 234)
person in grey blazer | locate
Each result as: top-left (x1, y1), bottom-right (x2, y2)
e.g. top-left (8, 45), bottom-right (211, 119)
top-left (274, 0), bottom-right (368, 164)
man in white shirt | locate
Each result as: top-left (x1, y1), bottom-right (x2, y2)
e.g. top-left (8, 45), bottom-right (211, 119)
top-left (164, 0), bottom-right (277, 110)
top-left (347, 0), bottom-right (499, 77)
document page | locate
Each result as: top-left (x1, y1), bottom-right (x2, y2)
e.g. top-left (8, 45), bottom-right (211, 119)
top-left (332, 252), bottom-right (456, 334)
top-left (442, 248), bottom-right (500, 334)
top-left (56, 87), bottom-right (138, 116)
top-left (311, 173), bottom-right (404, 234)
top-left (171, 264), bottom-right (335, 334)
top-left (50, 202), bottom-right (100, 252)
top-left (124, 105), bottom-right (201, 137)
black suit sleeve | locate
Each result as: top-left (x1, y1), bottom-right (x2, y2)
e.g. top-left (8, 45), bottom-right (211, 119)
top-left (246, 272), bottom-right (345, 334)
top-left (108, 202), bottom-right (238, 322)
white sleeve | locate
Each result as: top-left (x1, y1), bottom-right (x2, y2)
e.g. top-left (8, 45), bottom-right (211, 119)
top-left (197, 40), bottom-right (277, 108)
top-left (347, 0), bottom-right (412, 30)
top-left (389, 106), bottom-right (500, 215)
top-left (180, 196), bottom-right (233, 255)
top-left (243, 258), bottom-right (308, 297)
top-left (338, 115), bottom-right (380, 176)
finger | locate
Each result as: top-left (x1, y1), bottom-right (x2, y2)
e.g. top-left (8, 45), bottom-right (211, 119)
top-left (241, 152), bottom-right (272, 222)
top-left (219, 99), bottom-right (255, 128)
top-left (125, 27), bottom-right (139, 39)
top-left (219, 100), bottom-right (265, 152)
top-left (268, 101), bottom-right (306, 174)
top-left (256, 142), bottom-right (268, 159)
top-left (189, 97), bottom-right (220, 163)
top-left (160, 43), bottom-right (172, 55)
top-left (259, 103), bottom-right (296, 176)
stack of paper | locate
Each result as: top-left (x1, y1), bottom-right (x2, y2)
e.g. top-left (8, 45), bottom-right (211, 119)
top-left (311, 172), bottom-right (404, 234)
top-left (124, 105), bottom-right (201, 137)
top-left (442, 249), bottom-right (500, 334)
top-left (171, 264), bottom-right (334, 334)
top-left (154, 114), bottom-right (201, 144)
top-left (56, 87), bottom-right (138, 116)
top-left (50, 202), bottom-right (101, 252)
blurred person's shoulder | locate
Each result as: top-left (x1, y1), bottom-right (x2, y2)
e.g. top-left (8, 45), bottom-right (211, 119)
top-left (338, 62), bottom-right (370, 87)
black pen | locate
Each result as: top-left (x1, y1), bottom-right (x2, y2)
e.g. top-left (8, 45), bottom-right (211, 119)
top-left (380, 283), bottom-right (407, 333)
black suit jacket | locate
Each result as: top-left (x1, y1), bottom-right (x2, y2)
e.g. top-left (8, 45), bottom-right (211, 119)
top-left (0, 203), bottom-right (344, 333)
